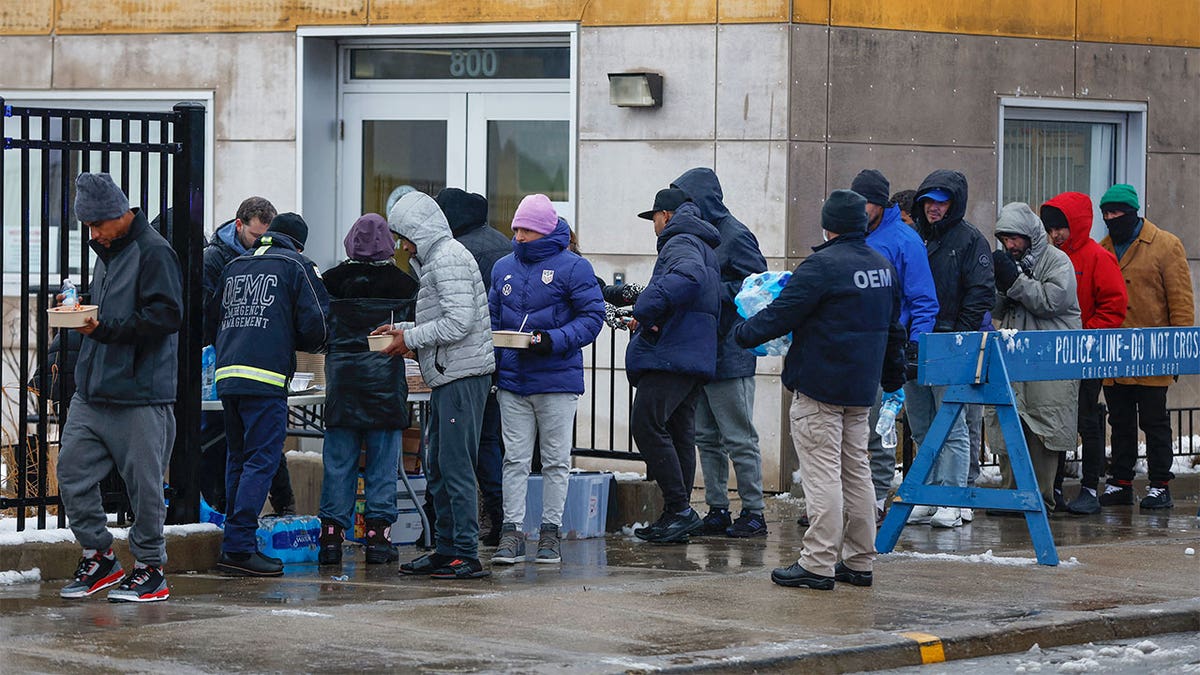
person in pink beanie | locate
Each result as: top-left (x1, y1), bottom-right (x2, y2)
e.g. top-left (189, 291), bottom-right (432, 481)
top-left (510, 194), bottom-right (559, 235)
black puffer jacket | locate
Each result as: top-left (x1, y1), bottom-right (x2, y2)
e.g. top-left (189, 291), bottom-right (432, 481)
top-left (436, 188), bottom-right (511, 291)
top-left (323, 261), bottom-right (416, 429)
top-left (912, 170), bottom-right (995, 333)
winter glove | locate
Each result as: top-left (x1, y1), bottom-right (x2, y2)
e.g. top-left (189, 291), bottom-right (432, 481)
top-left (992, 250), bottom-right (1019, 293)
top-left (881, 387), bottom-right (905, 407)
top-left (602, 282), bottom-right (644, 307)
top-left (904, 340), bottom-right (920, 382)
top-left (1017, 251), bottom-right (1037, 278)
top-left (529, 329), bottom-right (554, 355)
top-left (604, 305), bottom-right (634, 331)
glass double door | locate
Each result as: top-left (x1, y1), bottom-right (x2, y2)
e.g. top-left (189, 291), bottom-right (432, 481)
top-left (341, 91), bottom-right (570, 245)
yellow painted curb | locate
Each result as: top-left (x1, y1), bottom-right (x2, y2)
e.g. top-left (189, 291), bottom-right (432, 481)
top-left (899, 631), bottom-right (946, 664)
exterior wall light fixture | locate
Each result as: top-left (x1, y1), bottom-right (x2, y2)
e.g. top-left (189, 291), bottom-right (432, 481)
top-left (607, 72), bottom-right (663, 108)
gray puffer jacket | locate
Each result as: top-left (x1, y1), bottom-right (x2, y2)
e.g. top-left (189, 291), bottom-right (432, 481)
top-left (388, 192), bottom-right (494, 388)
top-left (985, 202), bottom-right (1081, 454)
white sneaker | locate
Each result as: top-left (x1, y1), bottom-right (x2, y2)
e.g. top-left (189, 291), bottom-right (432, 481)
top-left (959, 508), bottom-right (974, 523)
top-left (906, 505), bottom-right (937, 524)
top-left (930, 507), bottom-right (962, 528)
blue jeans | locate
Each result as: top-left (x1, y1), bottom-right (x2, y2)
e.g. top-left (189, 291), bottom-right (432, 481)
top-left (428, 375), bottom-right (490, 559)
top-left (222, 395), bottom-right (287, 554)
top-left (902, 383), bottom-right (969, 488)
top-left (319, 427), bottom-right (401, 529)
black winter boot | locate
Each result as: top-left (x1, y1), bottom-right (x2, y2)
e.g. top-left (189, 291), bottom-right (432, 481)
top-left (318, 519), bottom-right (344, 566)
top-left (364, 519), bottom-right (399, 564)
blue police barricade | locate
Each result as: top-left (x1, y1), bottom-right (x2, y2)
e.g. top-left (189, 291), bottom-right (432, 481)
top-left (877, 326), bottom-right (1200, 566)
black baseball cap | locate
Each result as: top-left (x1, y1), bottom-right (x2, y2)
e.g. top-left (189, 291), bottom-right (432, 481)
top-left (638, 188), bottom-right (691, 220)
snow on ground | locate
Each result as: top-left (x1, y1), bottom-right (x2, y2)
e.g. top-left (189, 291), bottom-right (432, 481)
top-left (886, 549), bottom-right (1081, 568)
top-left (0, 518), bottom-right (220, 546)
top-left (609, 471), bottom-right (646, 482)
top-left (269, 609), bottom-right (334, 619)
top-left (0, 567), bottom-right (40, 585)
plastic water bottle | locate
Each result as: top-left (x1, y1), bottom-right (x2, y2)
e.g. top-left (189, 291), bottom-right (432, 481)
top-left (60, 278), bottom-right (78, 309)
top-left (876, 396), bottom-right (903, 449)
top-left (734, 272), bottom-right (794, 357)
top-left (201, 345), bottom-right (216, 400)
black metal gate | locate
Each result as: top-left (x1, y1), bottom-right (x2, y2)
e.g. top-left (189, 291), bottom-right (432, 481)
top-left (0, 99), bottom-right (205, 530)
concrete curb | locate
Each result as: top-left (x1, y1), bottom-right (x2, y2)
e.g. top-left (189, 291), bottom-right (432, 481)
top-left (0, 530), bottom-right (223, 581)
top-left (592, 598), bottom-right (1200, 673)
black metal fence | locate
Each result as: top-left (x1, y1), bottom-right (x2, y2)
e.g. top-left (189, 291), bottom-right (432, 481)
top-left (0, 99), bottom-right (206, 530)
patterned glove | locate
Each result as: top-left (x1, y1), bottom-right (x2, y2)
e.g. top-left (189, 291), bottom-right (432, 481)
top-left (529, 329), bottom-right (554, 355)
top-left (604, 304), bottom-right (634, 331)
top-left (603, 283), bottom-right (644, 307)
top-left (1018, 251), bottom-right (1037, 278)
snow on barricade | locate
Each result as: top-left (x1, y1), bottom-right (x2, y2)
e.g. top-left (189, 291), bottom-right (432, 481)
top-left (0, 567), bottom-right (41, 585)
top-left (886, 548), bottom-right (1080, 567)
top-left (0, 518), bottom-right (220, 546)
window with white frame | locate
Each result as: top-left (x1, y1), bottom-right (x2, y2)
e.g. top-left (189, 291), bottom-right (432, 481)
top-left (999, 99), bottom-right (1146, 241)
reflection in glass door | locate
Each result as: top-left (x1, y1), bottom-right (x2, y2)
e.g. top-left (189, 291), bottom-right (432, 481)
top-left (361, 120), bottom-right (448, 215)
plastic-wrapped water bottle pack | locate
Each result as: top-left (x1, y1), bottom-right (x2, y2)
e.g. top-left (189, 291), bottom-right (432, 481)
top-left (734, 271), bottom-right (793, 357)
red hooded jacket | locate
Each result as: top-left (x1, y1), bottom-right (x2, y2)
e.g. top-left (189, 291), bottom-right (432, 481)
top-left (1041, 192), bottom-right (1127, 329)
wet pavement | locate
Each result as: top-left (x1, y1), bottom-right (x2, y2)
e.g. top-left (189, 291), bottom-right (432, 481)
top-left (2, 481), bottom-right (1198, 673)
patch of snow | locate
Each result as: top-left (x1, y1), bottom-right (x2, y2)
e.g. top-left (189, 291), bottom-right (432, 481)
top-left (269, 609), bottom-right (333, 618)
top-left (619, 522), bottom-right (648, 538)
top-left (0, 567), bottom-right (40, 585)
top-left (1057, 657), bottom-right (1100, 672)
top-left (887, 549), bottom-right (1080, 568)
top-left (1185, 548), bottom-right (1195, 556)
top-left (975, 465), bottom-right (1004, 487)
top-left (0, 518), bottom-right (219, 546)
top-left (772, 492), bottom-right (804, 506)
top-left (610, 471), bottom-right (646, 482)
top-left (955, 334), bottom-right (964, 346)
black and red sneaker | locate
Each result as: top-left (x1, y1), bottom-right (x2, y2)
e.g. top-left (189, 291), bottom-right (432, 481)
top-left (60, 551), bottom-right (124, 599)
top-left (108, 565), bottom-right (170, 603)
top-left (429, 557), bottom-right (490, 579)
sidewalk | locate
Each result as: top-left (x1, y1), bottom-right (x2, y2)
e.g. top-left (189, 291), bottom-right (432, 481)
top-left (2, 476), bottom-right (1197, 673)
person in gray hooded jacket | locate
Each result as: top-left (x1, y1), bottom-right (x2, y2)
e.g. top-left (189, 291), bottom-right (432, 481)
top-left (375, 191), bottom-right (496, 579)
top-left (984, 202), bottom-right (1080, 513)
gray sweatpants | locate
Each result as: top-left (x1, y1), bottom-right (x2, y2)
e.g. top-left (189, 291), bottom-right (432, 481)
top-left (58, 395), bottom-right (176, 566)
top-left (695, 376), bottom-right (765, 513)
top-left (497, 390), bottom-right (579, 527)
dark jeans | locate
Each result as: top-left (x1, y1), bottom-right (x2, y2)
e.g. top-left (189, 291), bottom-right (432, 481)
top-left (1104, 383), bottom-right (1174, 484)
top-left (221, 395), bottom-right (288, 554)
top-left (476, 388), bottom-right (504, 515)
top-left (428, 374), bottom-right (490, 559)
top-left (631, 371), bottom-right (704, 514)
top-left (201, 410), bottom-right (294, 514)
top-left (1077, 378), bottom-right (1106, 490)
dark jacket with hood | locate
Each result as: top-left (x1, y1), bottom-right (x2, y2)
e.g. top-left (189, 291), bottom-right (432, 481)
top-left (202, 218), bottom-right (248, 340)
top-left (436, 188), bottom-right (511, 292)
top-left (212, 232), bottom-right (331, 398)
top-left (735, 232), bottom-right (906, 407)
top-left (1040, 192), bottom-right (1126, 330)
top-left (489, 218), bottom-right (605, 396)
top-left (625, 202), bottom-right (722, 385)
top-left (77, 208), bottom-right (183, 405)
top-left (912, 170), bottom-right (995, 334)
top-left (671, 168), bottom-right (767, 380)
top-left (323, 260), bottom-right (417, 429)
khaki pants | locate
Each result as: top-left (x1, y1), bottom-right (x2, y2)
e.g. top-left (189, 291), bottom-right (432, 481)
top-left (789, 391), bottom-right (875, 576)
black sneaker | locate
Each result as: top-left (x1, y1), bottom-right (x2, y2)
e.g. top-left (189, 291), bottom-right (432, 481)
top-left (364, 519), bottom-right (400, 564)
top-left (108, 565), bottom-right (169, 603)
top-left (480, 508), bottom-right (503, 547)
top-left (318, 519), bottom-right (344, 566)
top-left (1066, 488), bottom-right (1101, 515)
top-left (725, 510), bottom-right (768, 538)
top-left (771, 562), bottom-right (834, 590)
top-left (641, 510), bottom-right (703, 544)
top-left (60, 551), bottom-right (124, 599)
top-left (833, 561), bottom-right (872, 587)
top-left (216, 551), bottom-right (284, 577)
top-left (1139, 484), bottom-right (1173, 510)
top-left (1053, 489), bottom-right (1068, 513)
top-left (633, 511), bottom-right (673, 540)
top-left (399, 552), bottom-right (452, 576)
top-left (1099, 481), bottom-right (1134, 506)
top-left (429, 557), bottom-right (491, 579)
top-left (699, 508), bottom-right (731, 535)
top-left (797, 512), bottom-right (810, 527)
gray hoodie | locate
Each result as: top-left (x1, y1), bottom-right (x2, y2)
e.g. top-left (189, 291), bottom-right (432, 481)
top-left (388, 192), bottom-right (495, 388)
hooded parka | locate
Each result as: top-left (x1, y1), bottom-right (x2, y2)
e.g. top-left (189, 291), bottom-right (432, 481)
top-left (1040, 192), bottom-right (1126, 330)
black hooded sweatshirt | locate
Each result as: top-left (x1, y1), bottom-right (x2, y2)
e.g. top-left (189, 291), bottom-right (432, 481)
top-left (435, 188), bottom-right (511, 291)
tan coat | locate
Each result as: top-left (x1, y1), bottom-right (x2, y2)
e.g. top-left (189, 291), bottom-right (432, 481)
top-left (1101, 218), bottom-right (1195, 386)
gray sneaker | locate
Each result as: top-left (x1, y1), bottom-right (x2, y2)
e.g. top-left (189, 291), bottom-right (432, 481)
top-left (491, 524), bottom-right (525, 565)
top-left (534, 523), bottom-right (561, 564)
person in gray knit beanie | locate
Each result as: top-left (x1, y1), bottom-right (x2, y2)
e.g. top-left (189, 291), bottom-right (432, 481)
top-left (75, 173), bottom-right (130, 223)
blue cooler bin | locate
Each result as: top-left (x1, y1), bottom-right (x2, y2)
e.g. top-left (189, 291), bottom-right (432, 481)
top-left (521, 471), bottom-right (613, 539)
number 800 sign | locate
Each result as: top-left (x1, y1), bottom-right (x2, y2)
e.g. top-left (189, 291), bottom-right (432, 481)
top-left (449, 49), bottom-right (498, 78)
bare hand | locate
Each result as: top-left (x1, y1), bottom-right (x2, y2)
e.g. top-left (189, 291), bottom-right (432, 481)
top-left (626, 317), bottom-right (639, 331)
top-left (74, 317), bottom-right (99, 336)
top-left (370, 323), bottom-right (393, 336)
top-left (379, 328), bottom-right (409, 356)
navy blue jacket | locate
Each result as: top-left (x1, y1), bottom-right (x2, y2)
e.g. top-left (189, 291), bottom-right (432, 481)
top-left (912, 170), bottom-right (996, 334)
top-left (489, 218), bottom-right (604, 396)
top-left (865, 204), bottom-right (940, 341)
top-left (625, 202), bottom-right (722, 385)
top-left (671, 168), bottom-right (767, 380)
top-left (212, 233), bottom-right (331, 398)
top-left (735, 232), bottom-right (906, 406)
top-left (437, 188), bottom-right (511, 292)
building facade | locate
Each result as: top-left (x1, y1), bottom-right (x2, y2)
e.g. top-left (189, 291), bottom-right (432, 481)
top-left (3, 1), bottom-right (1197, 489)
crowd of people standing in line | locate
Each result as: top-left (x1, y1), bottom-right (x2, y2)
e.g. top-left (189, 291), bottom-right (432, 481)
top-left (49, 161), bottom-right (1194, 599)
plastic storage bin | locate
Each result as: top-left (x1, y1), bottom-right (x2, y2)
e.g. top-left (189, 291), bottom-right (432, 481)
top-left (521, 471), bottom-right (612, 539)
top-left (396, 474), bottom-right (427, 512)
top-left (390, 509), bottom-right (425, 545)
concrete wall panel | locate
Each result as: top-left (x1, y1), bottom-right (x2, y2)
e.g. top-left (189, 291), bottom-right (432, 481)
top-left (1077, 0), bottom-right (1200, 48)
top-left (716, 24), bottom-right (788, 140)
top-left (1146, 153), bottom-right (1200, 257)
top-left (786, 141), bottom-right (828, 257)
top-left (57, 0), bottom-right (364, 33)
top-left (579, 25), bottom-right (716, 141)
top-left (714, 141), bottom-right (789, 258)
top-left (826, 29), bottom-right (1074, 146)
top-left (577, 140), bottom-right (715, 255)
top-left (53, 34), bottom-right (296, 142)
top-left (831, 0), bottom-right (1075, 40)
top-left (788, 23), bottom-right (830, 142)
top-left (0, 37), bottom-right (53, 88)
top-left (1076, 44), bottom-right (1200, 152)
top-left (213, 141), bottom-right (297, 226)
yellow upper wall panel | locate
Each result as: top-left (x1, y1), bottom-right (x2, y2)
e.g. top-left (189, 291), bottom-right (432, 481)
top-left (720, 0), bottom-right (789, 24)
top-left (792, 0), bottom-right (830, 25)
top-left (0, 0), bottom-right (53, 35)
top-left (581, 0), bottom-right (715, 26)
top-left (1077, 0), bottom-right (1200, 47)
top-left (370, 0), bottom-right (584, 25)
top-left (831, 0), bottom-right (1076, 40)
top-left (56, 0), bottom-right (367, 34)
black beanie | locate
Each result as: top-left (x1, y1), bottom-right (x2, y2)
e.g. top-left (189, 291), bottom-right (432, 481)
top-left (1039, 205), bottom-right (1069, 233)
top-left (268, 212), bottom-right (309, 248)
top-left (850, 169), bottom-right (890, 207)
top-left (822, 190), bottom-right (868, 234)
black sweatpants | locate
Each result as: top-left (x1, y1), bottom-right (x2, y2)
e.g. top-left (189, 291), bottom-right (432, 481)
top-left (1104, 383), bottom-right (1174, 484)
top-left (631, 371), bottom-right (704, 514)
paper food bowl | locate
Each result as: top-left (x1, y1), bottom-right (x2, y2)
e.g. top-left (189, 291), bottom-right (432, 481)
top-left (492, 330), bottom-right (533, 349)
top-left (47, 305), bottom-right (98, 328)
top-left (368, 334), bottom-right (393, 352)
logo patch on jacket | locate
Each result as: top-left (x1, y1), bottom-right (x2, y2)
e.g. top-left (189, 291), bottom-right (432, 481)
top-left (542, 270), bottom-right (555, 285)
top-left (502, 283), bottom-right (512, 296)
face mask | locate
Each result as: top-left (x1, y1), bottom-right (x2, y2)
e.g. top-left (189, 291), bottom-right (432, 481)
top-left (1106, 212), bottom-right (1140, 244)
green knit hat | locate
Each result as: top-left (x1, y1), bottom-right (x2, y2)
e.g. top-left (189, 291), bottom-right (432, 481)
top-left (1099, 184), bottom-right (1139, 211)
